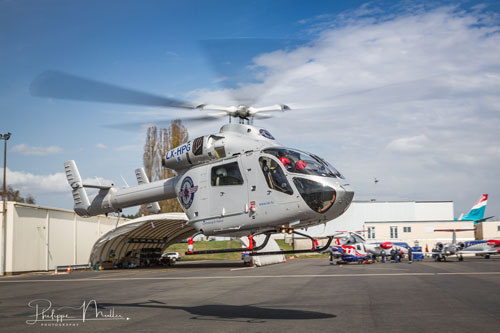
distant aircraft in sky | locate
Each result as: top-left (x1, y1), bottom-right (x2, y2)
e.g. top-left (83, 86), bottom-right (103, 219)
top-left (455, 194), bottom-right (494, 224)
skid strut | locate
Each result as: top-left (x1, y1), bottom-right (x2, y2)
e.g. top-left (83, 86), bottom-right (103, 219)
top-left (184, 231), bottom-right (274, 256)
top-left (250, 235), bottom-right (334, 256)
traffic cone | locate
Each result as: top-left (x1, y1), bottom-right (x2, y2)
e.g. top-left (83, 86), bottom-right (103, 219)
top-left (283, 256), bottom-right (287, 263)
top-left (67, 265), bottom-right (71, 274)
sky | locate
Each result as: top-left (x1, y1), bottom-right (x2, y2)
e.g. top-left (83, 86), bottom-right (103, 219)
top-left (1, 0), bottom-right (499, 219)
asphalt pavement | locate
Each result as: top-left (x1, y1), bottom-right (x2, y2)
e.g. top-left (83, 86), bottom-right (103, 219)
top-left (1, 257), bottom-right (500, 332)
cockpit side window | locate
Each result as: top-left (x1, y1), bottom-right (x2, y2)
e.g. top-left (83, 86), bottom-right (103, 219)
top-left (259, 157), bottom-right (293, 195)
top-left (211, 162), bottom-right (244, 186)
top-left (263, 148), bottom-right (343, 178)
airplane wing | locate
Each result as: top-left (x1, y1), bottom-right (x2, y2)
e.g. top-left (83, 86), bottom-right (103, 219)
top-left (476, 216), bottom-right (495, 223)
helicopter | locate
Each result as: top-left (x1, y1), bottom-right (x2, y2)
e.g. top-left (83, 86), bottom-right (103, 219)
top-left (31, 70), bottom-right (355, 256)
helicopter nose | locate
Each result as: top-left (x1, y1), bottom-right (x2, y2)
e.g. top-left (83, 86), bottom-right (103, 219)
top-left (337, 185), bottom-right (354, 211)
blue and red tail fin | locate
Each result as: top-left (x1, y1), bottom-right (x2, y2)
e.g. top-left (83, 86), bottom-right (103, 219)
top-left (459, 194), bottom-right (488, 223)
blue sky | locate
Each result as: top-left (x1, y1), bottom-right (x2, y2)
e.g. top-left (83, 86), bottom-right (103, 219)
top-left (1, 0), bottom-right (500, 219)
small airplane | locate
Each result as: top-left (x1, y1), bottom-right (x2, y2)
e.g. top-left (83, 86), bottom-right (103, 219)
top-left (455, 194), bottom-right (494, 224)
top-left (431, 229), bottom-right (475, 261)
top-left (458, 239), bottom-right (500, 259)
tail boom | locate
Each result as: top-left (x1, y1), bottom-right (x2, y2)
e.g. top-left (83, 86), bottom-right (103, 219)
top-left (64, 160), bottom-right (177, 217)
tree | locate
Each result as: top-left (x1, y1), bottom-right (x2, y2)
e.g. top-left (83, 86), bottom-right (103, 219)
top-left (0, 185), bottom-right (36, 204)
top-left (140, 120), bottom-right (189, 215)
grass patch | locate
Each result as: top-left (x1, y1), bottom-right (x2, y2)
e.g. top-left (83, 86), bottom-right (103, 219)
top-left (275, 239), bottom-right (329, 259)
top-left (165, 240), bottom-right (243, 261)
top-left (275, 239), bottom-right (293, 251)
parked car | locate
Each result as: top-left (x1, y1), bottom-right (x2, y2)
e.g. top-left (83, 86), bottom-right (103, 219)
top-left (162, 252), bottom-right (181, 261)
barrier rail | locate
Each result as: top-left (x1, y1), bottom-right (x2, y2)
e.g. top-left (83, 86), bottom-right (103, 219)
top-left (54, 264), bottom-right (90, 274)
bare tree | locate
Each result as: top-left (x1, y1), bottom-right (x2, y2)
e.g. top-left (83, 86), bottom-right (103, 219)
top-left (143, 126), bottom-right (159, 182)
top-left (0, 185), bottom-right (36, 204)
top-left (140, 120), bottom-right (188, 215)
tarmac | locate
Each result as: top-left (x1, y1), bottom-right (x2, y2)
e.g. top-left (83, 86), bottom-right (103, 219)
top-left (1, 257), bottom-right (500, 332)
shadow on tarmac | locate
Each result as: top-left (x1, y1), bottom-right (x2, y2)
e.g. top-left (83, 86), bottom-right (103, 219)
top-left (98, 300), bottom-right (335, 322)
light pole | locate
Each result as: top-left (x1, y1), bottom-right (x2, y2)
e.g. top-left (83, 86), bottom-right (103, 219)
top-left (1, 132), bottom-right (11, 276)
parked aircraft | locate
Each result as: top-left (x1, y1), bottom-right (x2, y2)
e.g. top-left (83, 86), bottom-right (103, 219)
top-left (432, 229), bottom-right (475, 261)
top-left (456, 194), bottom-right (494, 224)
top-left (458, 239), bottom-right (500, 259)
top-left (335, 231), bottom-right (409, 259)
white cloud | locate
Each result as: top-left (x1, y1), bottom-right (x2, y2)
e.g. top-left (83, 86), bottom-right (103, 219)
top-left (10, 144), bottom-right (63, 156)
top-left (191, 6), bottom-right (500, 217)
top-left (386, 135), bottom-right (430, 153)
top-left (1, 168), bottom-right (114, 196)
top-left (1, 168), bottom-right (68, 194)
top-left (96, 143), bottom-right (108, 149)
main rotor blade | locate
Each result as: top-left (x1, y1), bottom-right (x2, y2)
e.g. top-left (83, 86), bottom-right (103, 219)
top-left (30, 70), bottom-right (195, 109)
top-left (106, 113), bottom-right (228, 131)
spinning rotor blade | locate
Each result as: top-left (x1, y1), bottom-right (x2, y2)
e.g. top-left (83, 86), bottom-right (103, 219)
top-left (107, 112), bottom-right (229, 131)
top-left (195, 104), bottom-right (235, 112)
top-left (30, 70), bottom-right (195, 109)
top-left (249, 104), bottom-right (290, 115)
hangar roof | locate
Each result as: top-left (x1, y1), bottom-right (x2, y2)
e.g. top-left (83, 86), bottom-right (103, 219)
top-left (89, 213), bottom-right (194, 266)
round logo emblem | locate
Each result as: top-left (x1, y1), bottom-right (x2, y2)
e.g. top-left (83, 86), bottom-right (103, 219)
top-left (178, 177), bottom-right (198, 209)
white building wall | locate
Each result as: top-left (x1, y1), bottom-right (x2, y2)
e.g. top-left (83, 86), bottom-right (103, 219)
top-left (1, 202), bottom-right (122, 273)
top-left (48, 210), bottom-right (75, 269)
top-left (415, 202), bottom-right (454, 221)
top-left (476, 221), bottom-right (500, 240)
top-left (364, 220), bottom-right (475, 249)
top-left (304, 201), bottom-right (450, 236)
top-left (10, 205), bottom-right (47, 272)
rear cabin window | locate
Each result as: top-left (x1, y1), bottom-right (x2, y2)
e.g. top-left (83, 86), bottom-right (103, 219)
top-left (211, 162), bottom-right (244, 186)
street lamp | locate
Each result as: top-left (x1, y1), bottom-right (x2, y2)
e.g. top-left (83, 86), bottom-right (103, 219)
top-left (1, 132), bottom-right (11, 276)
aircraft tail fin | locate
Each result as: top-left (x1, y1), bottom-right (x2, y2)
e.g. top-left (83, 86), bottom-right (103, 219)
top-left (460, 194), bottom-right (488, 222)
top-left (64, 160), bottom-right (91, 216)
top-left (135, 168), bottom-right (161, 214)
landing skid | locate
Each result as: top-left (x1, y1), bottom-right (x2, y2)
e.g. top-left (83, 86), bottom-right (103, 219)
top-left (184, 231), bottom-right (274, 256)
top-left (184, 230), bottom-right (334, 257)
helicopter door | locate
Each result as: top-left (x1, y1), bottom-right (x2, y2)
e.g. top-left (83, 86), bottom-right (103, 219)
top-left (208, 159), bottom-right (248, 217)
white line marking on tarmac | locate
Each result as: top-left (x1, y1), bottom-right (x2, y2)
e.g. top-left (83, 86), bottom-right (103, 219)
top-left (1, 271), bottom-right (500, 283)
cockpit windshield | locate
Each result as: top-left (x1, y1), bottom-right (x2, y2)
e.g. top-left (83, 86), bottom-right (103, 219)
top-left (263, 148), bottom-right (344, 179)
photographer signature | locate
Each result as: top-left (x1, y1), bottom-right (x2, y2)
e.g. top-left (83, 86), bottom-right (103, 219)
top-left (26, 299), bottom-right (130, 325)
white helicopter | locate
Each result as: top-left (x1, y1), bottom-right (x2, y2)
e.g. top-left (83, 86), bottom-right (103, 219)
top-left (31, 70), bottom-right (354, 256)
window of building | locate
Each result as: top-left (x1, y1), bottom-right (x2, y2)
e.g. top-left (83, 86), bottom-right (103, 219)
top-left (367, 226), bottom-right (376, 239)
top-left (497, 225), bottom-right (500, 232)
top-left (259, 157), bottom-right (293, 195)
top-left (390, 226), bottom-right (398, 239)
top-left (211, 162), bottom-right (244, 186)
top-left (403, 226), bottom-right (412, 233)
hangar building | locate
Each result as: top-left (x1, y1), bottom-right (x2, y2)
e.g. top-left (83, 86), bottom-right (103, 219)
top-left (0, 202), bottom-right (121, 274)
